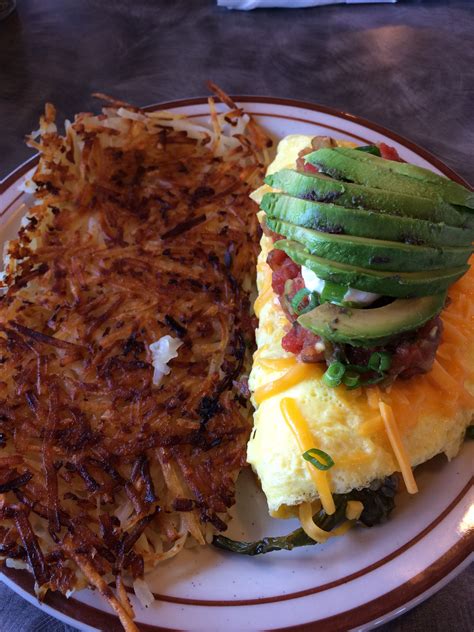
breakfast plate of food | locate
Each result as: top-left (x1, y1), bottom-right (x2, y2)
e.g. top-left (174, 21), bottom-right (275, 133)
top-left (0, 85), bottom-right (472, 632)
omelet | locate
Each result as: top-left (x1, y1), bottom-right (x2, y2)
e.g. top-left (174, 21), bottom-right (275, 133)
top-left (247, 135), bottom-right (474, 519)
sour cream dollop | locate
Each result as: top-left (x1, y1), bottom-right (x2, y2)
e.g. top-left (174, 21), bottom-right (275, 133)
top-left (301, 265), bottom-right (325, 294)
top-left (301, 265), bottom-right (380, 306)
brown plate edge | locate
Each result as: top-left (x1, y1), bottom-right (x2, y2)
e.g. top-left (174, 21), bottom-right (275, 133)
top-left (2, 530), bottom-right (472, 632)
top-left (142, 95), bottom-right (473, 189)
top-left (275, 532), bottom-right (473, 632)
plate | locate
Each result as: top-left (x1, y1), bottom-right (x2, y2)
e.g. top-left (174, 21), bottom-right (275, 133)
top-left (0, 97), bottom-right (473, 632)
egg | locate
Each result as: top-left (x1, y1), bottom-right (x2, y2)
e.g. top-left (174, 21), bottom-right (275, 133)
top-left (247, 135), bottom-right (474, 519)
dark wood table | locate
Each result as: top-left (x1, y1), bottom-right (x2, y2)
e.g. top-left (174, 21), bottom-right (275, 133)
top-left (0, 1), bottom-right (472, 631)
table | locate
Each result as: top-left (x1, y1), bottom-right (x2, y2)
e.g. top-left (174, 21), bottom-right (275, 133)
top-left (0, 1), bottom-right (472, 631)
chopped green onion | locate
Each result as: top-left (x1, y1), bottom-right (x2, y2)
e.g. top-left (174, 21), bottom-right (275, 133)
top-left (356, 145), bottom-right (381, 157)
top-left (362, 374), bottom-right (387, 386)
top-left (300, 292), bottom-right (319, 314)
top-left (319, 281), bottom-right (348, 305)
top-left (291, 288), bottom-right (310, 314)
top-left (290, 288), bottom-right (318, 315)
top-left (322, 362), bottom-right (346, 387)
top-left (345, 363), bottom-right (371, 374)
top-left (342, 372), bottom-right (361, 389)
top-left (303, 448), bottom-right (335, 471)
top-left (368, 351), bottom-right (392, 373)
top-left (323, 353), bottom-right (391, 391)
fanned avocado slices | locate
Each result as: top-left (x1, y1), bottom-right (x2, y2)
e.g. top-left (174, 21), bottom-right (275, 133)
top-left (266, 218), bottom-right (472, 272)
top-left (265, 170), bottom-right (474, 229)
top-left (298, 293), bottom-right (447, 347)
top-left (263, 144), bottom-right (473, 349)
top-left (305, 147), bottom-right (474, 210)
top-left (261, 192), bottom-right (474, 248)
top-left (275, 240), bottom-right (469, 298)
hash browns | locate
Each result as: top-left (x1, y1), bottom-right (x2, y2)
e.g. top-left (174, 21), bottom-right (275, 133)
top-left (0, 86), bottom-right (271, 630)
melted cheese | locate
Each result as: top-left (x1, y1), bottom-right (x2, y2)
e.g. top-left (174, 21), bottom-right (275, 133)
top-left (253, 343), bottom-right (270, 361)
top-left (357, 415), bottom-right (385, 436)
top-left (280, 397), bottom-right (335, 514)
top-left (382, 263), bottom-right (474, 426)
top-left (254, 284), bottom-right (273, 319)
top-left (336, 452), bottom-right (372, 466)
top-left (256, 356), bottom-right (298, 371)
top-left (254, 363), bottom-right (322, 405)
top-left (346, 500), bottom-right (364, 520)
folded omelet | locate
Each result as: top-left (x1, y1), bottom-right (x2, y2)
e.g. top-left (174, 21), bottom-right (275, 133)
top-left (247, 135), bottom-right (474, 519)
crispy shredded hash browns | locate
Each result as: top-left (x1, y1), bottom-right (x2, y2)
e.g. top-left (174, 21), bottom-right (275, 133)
top-left (0, 85), bottom-right (272, 630)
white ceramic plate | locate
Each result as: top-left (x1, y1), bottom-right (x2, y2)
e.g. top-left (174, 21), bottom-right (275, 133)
top-left (0, 98), bottom-right (473, 632)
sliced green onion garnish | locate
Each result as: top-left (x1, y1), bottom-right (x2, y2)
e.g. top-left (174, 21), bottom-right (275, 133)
top-left (368, 351), bottom-right (392, 373)
top-left (319, 281), bottom-right (348, 305)
top-left (356, 145), bottom-right (381, 156)
top-left (362, 374), bottom-right (387, 386)
top-left (299, 292), bottom-right (319, 314)
top-left (322, 362), bottom-right (346, 387)
top-left (303, 448), bottom-right (335, 471)
top-left (342, 373), bottom-right (361, 389)
top-left (290, 288), bottom-right (318, 315)
top-left (323, 353), bottom-right (391, 391)
top-left (345, 363), bottom-right (371, 374)
top-left (291, 288), bottom-right (310, 314)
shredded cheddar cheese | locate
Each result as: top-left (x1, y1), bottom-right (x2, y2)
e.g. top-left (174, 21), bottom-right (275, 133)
top-left (256, 356), bottom-right (298, 371)
top-left (280, 397), bottom-right (335, 514)
top-left (345, 500), bottom-right (364, 520)
top-left (329, 520), bottom-right (356, 537)
top-left (366, 388), bottom-right (380, 410)
top-left (358, 415), bottom-right (385, 437)
top-left (298, 502), bottom-right (330, 543)
top-left (359, 260), bottom-right (474, 481)
top-left (428, 359), bottom-right (474, 406)
top-left (254, 363), bottom-right (322, 405)
top-left (299, 503), bottom-right (356, 542)
top-left (378, 399), bottom-right (418, 494)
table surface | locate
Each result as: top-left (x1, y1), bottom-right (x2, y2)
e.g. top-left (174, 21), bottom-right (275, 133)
top-left (0, 1), bottom-right (472, 631)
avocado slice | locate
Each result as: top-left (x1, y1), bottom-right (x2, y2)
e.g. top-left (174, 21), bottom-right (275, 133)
top-left (275, 240), bottom-right (468, 298)
top-left (298, 293), bottom-right (447, 347)
top-left (305, 147), bottom-right (474, 211)
top-left (265, 170), bottom-right (474, 229)
top-left (266, 218), bottom-right (472, 272)
top-left (261, 192), bottom-right (473, 248)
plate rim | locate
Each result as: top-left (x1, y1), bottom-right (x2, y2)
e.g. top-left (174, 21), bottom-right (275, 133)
top-left (0, 95), bottom-right (472, 632)
top-left (2, 532), bottom-right (472, 632)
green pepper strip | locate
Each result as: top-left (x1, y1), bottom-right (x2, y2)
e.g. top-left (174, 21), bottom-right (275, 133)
top-left (213, 498), bottom-right (348, 556)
